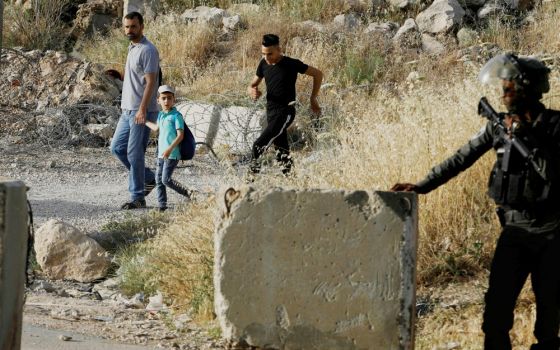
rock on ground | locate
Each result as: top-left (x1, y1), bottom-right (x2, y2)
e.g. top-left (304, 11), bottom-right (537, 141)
top-left (34, 219), bottom-right (111, 282)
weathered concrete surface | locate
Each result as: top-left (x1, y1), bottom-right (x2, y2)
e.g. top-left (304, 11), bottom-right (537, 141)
top-left (214, 187), bottom-right (418, 350)
top-left (0, 179), bottom-right (28, 349)
top-left (214, 106), bottom-right (264, 154)
top-left (176, 101), bottom-right (221, 147)
top-left (176, 102), bottom-right (264, 154)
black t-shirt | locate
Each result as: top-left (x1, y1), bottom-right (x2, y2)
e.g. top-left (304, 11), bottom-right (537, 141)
top-left (256, 56), bottom-right (308, 109)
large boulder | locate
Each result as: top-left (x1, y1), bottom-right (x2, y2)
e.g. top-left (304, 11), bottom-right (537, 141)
top-left (71, 0), bottom-right (121, 41)
top-left (477, 1), bottom-right (506, 19)
top-left (363, 21), bottom-right (399, 37)
top-left (181, 6), bottom-right (227, 27)
top-left (34, 219), bottom-right (111, 282)
top-left (392, 18), bottom-right (422, 49)
top-left (333, 13), bottom-right (361, 31)
top-left (416, 0), bottom-right (466, 34)
top-left (123, 0), bottom-right (160, 20)
top-left (222, 14), bottom-right (243, 32)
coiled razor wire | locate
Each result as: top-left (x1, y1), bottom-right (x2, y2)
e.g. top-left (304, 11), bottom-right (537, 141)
top-left (6, 88), bottom-right (341, 165)
top-left (32, 103), bottom-right (121, 148)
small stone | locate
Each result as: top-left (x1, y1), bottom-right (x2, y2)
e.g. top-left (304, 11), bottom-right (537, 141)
top-left (58, 335), bottom-right (72, 341)
top-left (34, 280), bottom-right (55, 293)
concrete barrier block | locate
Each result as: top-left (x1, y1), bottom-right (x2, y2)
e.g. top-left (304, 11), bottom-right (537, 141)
top-left (215, 187), bottom-right (417, 350)
top-left (214, 106), bottom-right (264, 154)
top-left (0, 179), bottom-right (28, 350)
top-left (176, 101), bottom-right (221, 147)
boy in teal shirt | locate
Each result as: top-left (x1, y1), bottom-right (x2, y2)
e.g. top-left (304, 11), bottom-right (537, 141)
top-left (145, 85), bottom-right (191, 211)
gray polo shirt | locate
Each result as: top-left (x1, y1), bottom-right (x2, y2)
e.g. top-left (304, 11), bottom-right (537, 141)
top-left (121, 36), bottom-right (160, 112)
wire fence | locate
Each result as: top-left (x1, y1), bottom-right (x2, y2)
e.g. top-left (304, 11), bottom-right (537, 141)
top-left (3, 88), bottom-right (341, 163)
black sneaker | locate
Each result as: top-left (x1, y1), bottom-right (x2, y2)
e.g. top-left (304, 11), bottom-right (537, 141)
top-left (121, 199), bottom-right (146, 210)
top-left (144, 179), bottom-right (156, 197)
top-left (158, 207), bottom-right (167, 212)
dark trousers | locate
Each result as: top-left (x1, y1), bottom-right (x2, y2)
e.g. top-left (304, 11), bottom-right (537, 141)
top-left (482, 227), bottom-right (560, 350)
top-left (251, 105), bottom-right (295, 174)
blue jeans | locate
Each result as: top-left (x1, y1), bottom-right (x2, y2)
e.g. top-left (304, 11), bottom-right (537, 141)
top-left (155, 158), bottom-right (189, 208)
top-left (110, 110), bottom-right (157, 201)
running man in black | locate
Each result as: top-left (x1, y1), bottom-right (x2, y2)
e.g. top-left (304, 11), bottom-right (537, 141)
top-left (247, 34), bottom-right (323, 175)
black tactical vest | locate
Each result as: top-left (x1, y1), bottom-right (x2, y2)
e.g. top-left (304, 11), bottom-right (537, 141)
top-left (487, 110), bottom-right (560, 207)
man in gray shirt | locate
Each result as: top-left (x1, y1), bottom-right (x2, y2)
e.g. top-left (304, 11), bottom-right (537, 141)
top-left (110, 11), bottom-right (159, 209)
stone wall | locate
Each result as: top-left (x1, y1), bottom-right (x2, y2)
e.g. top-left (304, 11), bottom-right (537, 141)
top-left (214, 187), bottom-right (418, 349)
top-left (0, 179), bottom-right (28, 349)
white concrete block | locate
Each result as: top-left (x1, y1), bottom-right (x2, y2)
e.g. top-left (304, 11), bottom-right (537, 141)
top-left (214, 106), bottom-right (264, 154)
top-left (214, 187), bottom-right (418, 349)
top-left (175, 101), bottom-right (221, 147)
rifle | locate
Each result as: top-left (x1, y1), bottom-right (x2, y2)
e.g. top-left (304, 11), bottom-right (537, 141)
top-left (477, 97), bottom-right (545, 179)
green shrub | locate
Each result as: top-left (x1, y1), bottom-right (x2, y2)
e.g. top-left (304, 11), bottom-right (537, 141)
top-left (341, 48), bottom-right (385, 86)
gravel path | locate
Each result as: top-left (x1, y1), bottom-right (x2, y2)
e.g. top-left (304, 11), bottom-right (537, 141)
top-left (2, 143), bottom-right (227, 232)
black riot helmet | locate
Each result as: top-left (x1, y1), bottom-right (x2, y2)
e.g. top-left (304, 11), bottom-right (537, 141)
top-left (479, 53), bottom-right (551, 100)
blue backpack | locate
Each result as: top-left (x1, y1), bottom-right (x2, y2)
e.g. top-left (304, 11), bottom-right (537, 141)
top-left (180, 125), bottom-right (196, 160)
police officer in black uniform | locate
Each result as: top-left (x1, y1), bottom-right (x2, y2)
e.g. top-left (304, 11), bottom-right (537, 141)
top-left (392, 53), bottom-right (560, 350)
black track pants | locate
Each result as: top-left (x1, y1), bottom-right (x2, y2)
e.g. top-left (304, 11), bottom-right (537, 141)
top-left (251, 106), bottom-right (295, 172)
top-left (482, 227), bottom-right (560, 350)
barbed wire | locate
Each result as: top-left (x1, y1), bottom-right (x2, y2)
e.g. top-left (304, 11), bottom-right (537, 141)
top-left (2, 57), bottom-right (342, 162)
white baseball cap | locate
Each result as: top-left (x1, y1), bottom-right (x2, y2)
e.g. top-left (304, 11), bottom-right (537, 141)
top-left (158, 85), bottom-right (175, 94)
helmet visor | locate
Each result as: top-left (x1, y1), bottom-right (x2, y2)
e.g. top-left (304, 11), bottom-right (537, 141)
top-left (478, 54), bottom-right (522, 86)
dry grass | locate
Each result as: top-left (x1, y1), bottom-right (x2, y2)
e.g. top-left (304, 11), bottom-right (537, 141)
top-left (3, 0), bottom-right (71, 50)
top-left (416, 280), bottom-right (538, 349)
top-left (117, 199), bottom-right (215, 319)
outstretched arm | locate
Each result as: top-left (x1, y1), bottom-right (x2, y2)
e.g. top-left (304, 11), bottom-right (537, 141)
top-left (304, 66), bottom-right (323, 115)
top-left (247, 75), bottom-right (263, 100)
top-left (145, 120), bottom-right (159, 131)
top-left (391, 122), bottom-right (494, 194)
